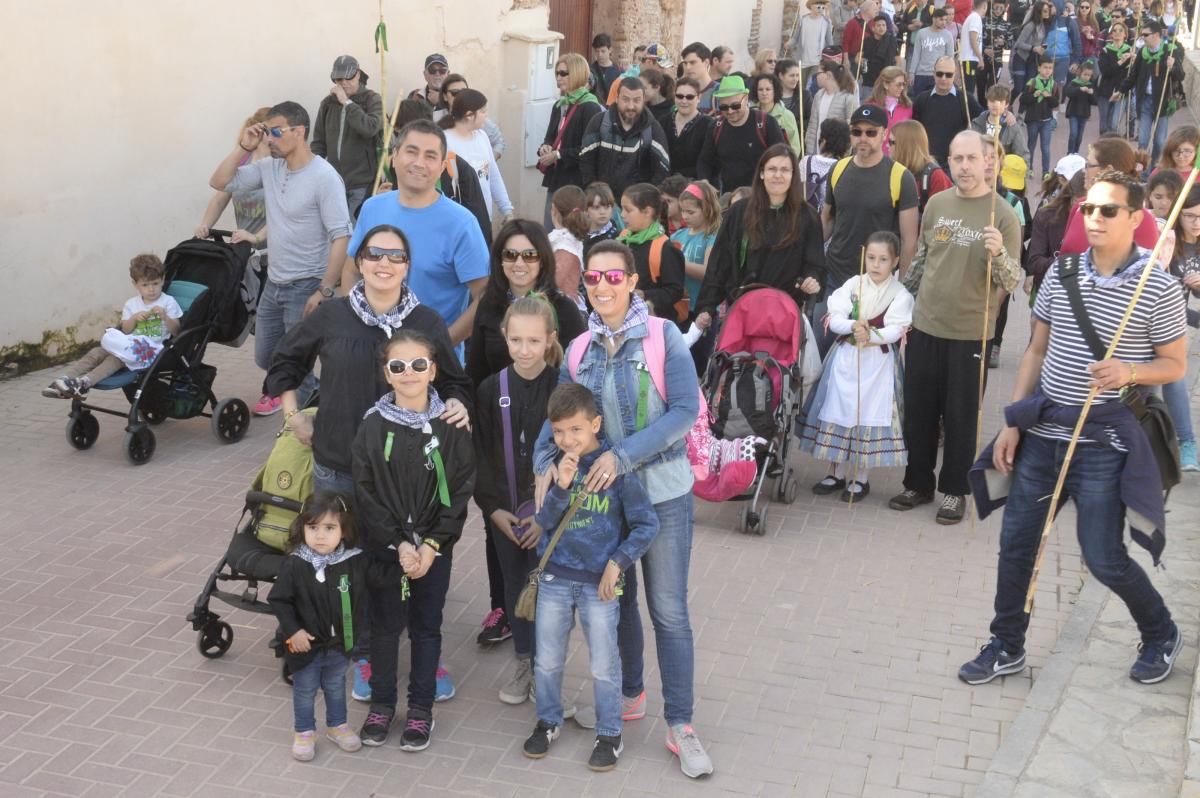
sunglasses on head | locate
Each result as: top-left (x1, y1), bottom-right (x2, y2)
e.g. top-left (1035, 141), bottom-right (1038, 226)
top-left (582, 269), bottom-right (630, 286)
top-left (501, 248), bottom-right (540, 263)
top-left (675, 92), bottom-right (697, 100)
top-left (555, 69), bottom-right (570, 77)
top-left (850, 127), bottom-right (880, 137)
top-left (718, 101), bottom-right (743, 112)
top-left (1080, 202), bottom-right (1135, 218)
top-left (362, 247), bottom-right (410, 264)
top-left (935, 70), bottom-right (956, 78)
top-left (386, 357), bottom-right (432, 375)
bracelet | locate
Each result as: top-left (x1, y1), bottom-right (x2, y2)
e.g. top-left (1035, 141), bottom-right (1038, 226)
top-left (422, 538), bottom-right (441, 552)
top-left (239, 143), bottom-right (255, 152)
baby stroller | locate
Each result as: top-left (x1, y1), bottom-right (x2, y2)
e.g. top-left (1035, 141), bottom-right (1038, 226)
top-left (701, 287), bottom-right (805, 535)
top-left (186, 410), bottom-right (314, 674)
top-left (64, 231), bottom-right (254, 464)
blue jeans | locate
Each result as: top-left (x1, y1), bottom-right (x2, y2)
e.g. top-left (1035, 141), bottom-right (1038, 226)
top-left (313, 461), bottom-right (355, 496)
top-left (1053, 58), bottom-right (1070, 85)
top-left (989, 434), bottom-right (1173, 651)
top-left (911, 75), bottom-right (934, 97)
top-left (534, 574), bottom-right (622, 737)
top-left (1163, 379), bottom-right (1195, 443)
top-left (1026, 119), bottom-right (1054, 178)
top-left (256, 277), bottom-right (320, 404)
top-left (1098, 94), bottom-right (1127, 135)
top-left (1067, 116), bottom-right (1088, 155)
top-left (1139, 102), bottom-right (1172, 167)
top-left (292, 649), bottom-right (349, 732)
top-left (618, 493), bottom-right (695, 726)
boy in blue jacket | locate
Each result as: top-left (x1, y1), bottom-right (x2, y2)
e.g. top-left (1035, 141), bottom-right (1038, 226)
top-left (522, 383), bottom-right (659, 772)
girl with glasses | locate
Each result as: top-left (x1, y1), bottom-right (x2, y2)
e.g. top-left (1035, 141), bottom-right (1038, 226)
top-left (1155, 125), bottom-right (1200, 177)
top-left (1165, 182), bottom-right (1200, 471)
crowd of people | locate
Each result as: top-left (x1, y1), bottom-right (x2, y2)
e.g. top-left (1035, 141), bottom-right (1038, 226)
top-left (40, 0), bottom-right (1200, 777)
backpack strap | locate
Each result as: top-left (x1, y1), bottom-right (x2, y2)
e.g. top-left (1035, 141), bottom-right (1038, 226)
top-left (647, 235), bottom-right (668, 283)
top-left (641, 317), bottom-right (669, 399)
top-left (829, 156), bottom-right (852, 193)
top-left (889, 161), bottom-right (905, 207)
top-left (755, 110), bottom-right (767, 148)
top-left (566, 331), bottom-right (591, 380)
top-left (1057, 254), bottom-right (1108, 361)
top-left (713, 116), bottom-right (725, 145)
top-left (498, 368), bottom-right (519, 513)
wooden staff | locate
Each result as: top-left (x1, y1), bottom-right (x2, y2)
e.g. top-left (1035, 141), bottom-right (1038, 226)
top-left (371, 1), bottom-right (390, 194)
top-left (372, 91), bottom-right (404, 194)
top-left (855, 13), bottom-right (868, 91)
top-left (1123, 10), bottom-right (1143, 137)
top-left (973, 132), bottom-right (1005, 510)
top-left (849, 245), bottom-right (866, 506)
top-left (1024, 162), bottom-right (1200, 613)
top-left (1147, 27), bottom-right (1181, 157)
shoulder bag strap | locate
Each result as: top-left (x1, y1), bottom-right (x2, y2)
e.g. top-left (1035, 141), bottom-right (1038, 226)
top-left (534, 486), bottom-right (589, 570)
top-left (499, 367), bottom-right (519, 513)
top-left (1057, 254), bottom-right (1108, 361)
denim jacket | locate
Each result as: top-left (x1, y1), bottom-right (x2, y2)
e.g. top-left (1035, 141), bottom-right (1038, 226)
top-left (534, 319), bottom-right (699, 504)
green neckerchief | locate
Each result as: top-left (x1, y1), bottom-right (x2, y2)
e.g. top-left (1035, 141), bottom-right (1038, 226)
top-left (1030, 76), bottom-right (1054, 96)
top-left (620, 221), bottom-right (664, 246)
top-left (1141, 42), bottom-right (1175, 63)
top-left (1071, 76), bottom-right (1092, 86)
top-left (1105, 41), bottom-right (1131, 56)
top-left (557, 86), bottom-right (601, 108)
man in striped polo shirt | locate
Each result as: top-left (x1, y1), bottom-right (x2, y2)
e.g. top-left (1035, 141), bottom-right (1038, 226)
top-left (960, 170), bottom-right (1188, 687)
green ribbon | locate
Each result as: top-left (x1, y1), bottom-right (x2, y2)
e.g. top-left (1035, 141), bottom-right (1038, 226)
top-left (401, 574), bottom-right (410, 600)
top-left (374, 21), bottom-right (388, 53)
top-left (384, 430), bottom-right (394, 462)
top-left (635, 362), bottom-right (650, 431)
top-left (338, 574), bottom-right (354, 652)
top-left (557, 86), bottom-right (601, 108)
top-left (620, 221), bottom-right (664, 246)
top-left (425, 436), bottom-right (451, 507)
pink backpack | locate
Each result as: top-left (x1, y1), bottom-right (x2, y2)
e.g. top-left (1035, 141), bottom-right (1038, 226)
top-left (566, 319), bottom-right (713, 480)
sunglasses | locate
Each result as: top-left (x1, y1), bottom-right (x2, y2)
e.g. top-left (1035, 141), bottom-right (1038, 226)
top-left (718, 101), bottom-right (743, 112)
top-left (582, 269), bottom-right (630, 286)
top-left (555, 69), bottom-right (570, 77)
top-left (501, 248), bottom-right (540, 263)
top-left (850, 127), bottom-right (880, 137)
top-left (386, 357), bottom-right (432, 375)
top-left (1080, 202), bottom-right (1136, 218)
top-left (266, 126), bottom-right (298, 137)
top-left (428, 66), bottom-right (448, 75)
top-left (935, 71), bottom-right (956, 78)
top-left (675, 92), bottom-right (698, 100)
top-left (362, 247), bottom-right (410, 264)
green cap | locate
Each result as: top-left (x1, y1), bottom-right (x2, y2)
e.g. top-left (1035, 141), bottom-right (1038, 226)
top-left (712, 75), bottom-right (749, 99)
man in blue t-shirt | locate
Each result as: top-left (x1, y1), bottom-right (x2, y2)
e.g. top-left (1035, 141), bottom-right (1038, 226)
top-left (344, 119), bottom-right (489, 356)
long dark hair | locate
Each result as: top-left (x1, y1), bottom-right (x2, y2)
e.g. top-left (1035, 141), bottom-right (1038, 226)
top-left (481, 219), bottom-right (559, 309)
top-left (438, 88), bottom-right (487, 129)
top-left (1173, 184), bottom-right (1200, 240)
top-left (744, 143), bottom-right (809, 249)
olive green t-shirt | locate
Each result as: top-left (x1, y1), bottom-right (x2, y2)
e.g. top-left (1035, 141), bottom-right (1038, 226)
top-left (912, 191), bottom-right (1022, 340)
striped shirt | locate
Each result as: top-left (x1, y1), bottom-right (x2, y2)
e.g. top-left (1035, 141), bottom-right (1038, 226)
top-left (1030, 247), bottom-right (1186, 445)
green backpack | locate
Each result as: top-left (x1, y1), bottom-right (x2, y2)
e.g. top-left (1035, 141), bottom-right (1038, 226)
top-left (251, 408), bottom-right (317, 551)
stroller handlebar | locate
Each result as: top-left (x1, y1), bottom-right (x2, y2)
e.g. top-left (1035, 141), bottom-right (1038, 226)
top-left (245, 490), bottom-right (304, 513)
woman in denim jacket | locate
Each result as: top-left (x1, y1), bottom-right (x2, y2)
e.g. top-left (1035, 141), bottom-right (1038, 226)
top-left (533, 240), bottom-right (714, 779)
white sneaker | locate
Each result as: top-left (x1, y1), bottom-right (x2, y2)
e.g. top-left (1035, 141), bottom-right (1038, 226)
top-left (666, 723), bottom-right (714, 778)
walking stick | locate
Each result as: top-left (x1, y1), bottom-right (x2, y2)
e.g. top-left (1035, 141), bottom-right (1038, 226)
top-left (1024, 158), bottom-right (1200, 614)
top-left (849, 245), bottom-right (866, 507)
top-left (1147, 28), bottom-right (1181, 156)
top-left (855, 15), bottom-right (868, 91)
top-left (373, 92), bottom-right (404, 194)
top-left (1124, 10), bottom-right (1143, 137)
top-left (371, 3), bottom-right (394, 195)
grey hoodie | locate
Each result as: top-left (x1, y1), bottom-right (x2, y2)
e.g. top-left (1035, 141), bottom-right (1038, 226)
top-left (907, 27), bottom-right (957, 78)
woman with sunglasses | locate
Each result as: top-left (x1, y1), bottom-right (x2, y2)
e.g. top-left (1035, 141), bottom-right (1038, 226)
top-left (804, 61), bottom-right (858, 155)
top-left (667, 76), bottom-right (715, 178)
top-left (864, 66), bottom-right (913, 156)
top-left (533, 239), bottom-right (714, 779)
top-left (538, 53), bottom-right (605, 222)
top-left (695, 144), bottom-right (825, 331)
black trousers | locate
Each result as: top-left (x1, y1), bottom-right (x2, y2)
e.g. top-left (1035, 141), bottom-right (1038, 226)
top-left (484, 520), bottom-right (505, 612)
top-left (902, 328), bottom-right (986, 497)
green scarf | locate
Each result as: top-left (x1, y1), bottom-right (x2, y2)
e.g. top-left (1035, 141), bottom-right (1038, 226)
top-left (1029, 76), bottom-right (1054, 96)
top-left (1071, 76), bottom-right (1092, 86)
top-left (557, 86), bottom-right (601, 108)
top-left (620, 221), bottom-right (664, 246)
top-left (1104, 41), bottom-right (1131, 57)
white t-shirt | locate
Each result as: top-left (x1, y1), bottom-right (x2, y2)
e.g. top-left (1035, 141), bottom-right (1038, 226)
top-left (122, 293), bottom-right (184, 345)
top-left (442, 127), bottom-right (513, 220)
top-left (960, 11), bottom-right (984, 63)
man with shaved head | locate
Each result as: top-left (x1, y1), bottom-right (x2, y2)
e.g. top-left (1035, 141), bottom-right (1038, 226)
top-left (890, 131), bottom-right (1022, 524)
top-left (912, 57), bottom-right (982, 168)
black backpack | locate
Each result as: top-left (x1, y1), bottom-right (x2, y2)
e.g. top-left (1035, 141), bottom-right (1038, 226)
top-left (703, 351), bottom-right (778, 440)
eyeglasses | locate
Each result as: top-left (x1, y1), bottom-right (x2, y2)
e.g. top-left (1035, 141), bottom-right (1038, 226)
top-left (267, 126), bottom-right (298, 138)
top-left (718, 101), bottom-right (743, 112)
top-left (428, 66), bottom-right (448, 75)
top-left (582, 269), bottom-right (630, 286)
top-left (362, 247), bottom-right (410, 264)
top-left (1181, 212), bottom-right (1200, 223)
top-left (1080, 202), bottom-right (1136, 218)
top-left (555, 69), bottom-right (570, 77)
top-left (675, 92), bottom-right (698, 100)
top-left (501, 248), bottom-right (540, 263)
top-left (386, 357), bottom-right (432, 375)
top-left (934, 71), bottom-right (956, 78)
top-left (850, 127), bottom-right (880, 137)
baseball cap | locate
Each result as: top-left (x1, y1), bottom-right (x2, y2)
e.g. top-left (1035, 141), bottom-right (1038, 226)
top-left (712, 75), bottom-right (750, 99)
top-left (331, 55), bottom-right (360, 81)
top-left (1054, 153), bottom-right (1087, 181)
top-left (643, 42), bottom-right (674, 69)
top-left (425, 53), bottom-right (449, 70)
top-left (849, 104), bottom-right (887, 127)
top-left (1001, 154), bottom-right (1028, 191)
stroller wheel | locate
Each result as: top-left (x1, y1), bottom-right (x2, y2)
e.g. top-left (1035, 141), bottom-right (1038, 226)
top-left (123, 426), bottom-right (156, 465)
top-left (197, 621), bottom-right (233, 658)
top-left (776, 474), bottom-right (799, 505)
top-left (754, 503), bottom-right (770, 536)
top-left (212, 398), bottom-right (251, 443)
top-left (66, 412), bottom-right (99, 451)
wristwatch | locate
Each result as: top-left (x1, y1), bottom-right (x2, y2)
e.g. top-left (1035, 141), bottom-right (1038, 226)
top-left (319, 285), bottom-right (335, 298)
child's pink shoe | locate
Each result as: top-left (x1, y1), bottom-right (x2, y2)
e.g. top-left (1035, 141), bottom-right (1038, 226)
top-left (292, 730), bottom-right (316, 761)
top-left (326, 723), bottom-right (362, 752)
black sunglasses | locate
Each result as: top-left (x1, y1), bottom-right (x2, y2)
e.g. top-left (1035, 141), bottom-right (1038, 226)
top-left (850, 127), bottom-right (880, 137)
top-left (555, 69), bottom-right (570, 77)
top-left (935, 70), bottom-right (956, 78)
top-left (362, 247), bottom-right (410, 264)
top-left (718, 101), bottom-right (743, 112)
top-left (501, 248), bottom-right (540, 263)
top-left (1080, 202), bottom-right (1136, 218)
top-left (675, 92), bottom-right (697, 100)
top-left (386, 357), bottom-right (432, 375)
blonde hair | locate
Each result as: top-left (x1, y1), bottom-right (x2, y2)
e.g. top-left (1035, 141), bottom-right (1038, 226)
top-left (869, 66), bottom-right (911, 108)
top-left (556, 53), bottom-right (591, 94)
top-left (678, 180), bottom-right (722, 235)
top-left (890, 119), bottom-right (938, 175)
top-left (501, 295), bottom-right (563, 368)
top-left (754, 48), bottom-right (777, 76)
top-left (239, 107), bottom-right (272, 147)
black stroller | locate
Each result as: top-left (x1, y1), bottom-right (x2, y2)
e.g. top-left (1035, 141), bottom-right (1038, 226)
top-left (64, 232), bottom-right (254, 464)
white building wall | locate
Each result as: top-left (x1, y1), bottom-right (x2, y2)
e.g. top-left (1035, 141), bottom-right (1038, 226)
top-left (681, 0), bottom-right (785, 70)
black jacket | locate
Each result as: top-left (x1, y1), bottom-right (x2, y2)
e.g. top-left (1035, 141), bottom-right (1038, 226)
top-left (912, 90), bottom-right (984, 163)
top-left (696, 110), bottom-right (787, 192)
top-left (352, 413), bottom-right (474, 558)
top-left (540, 100), bottom-right (605, 191)
top-left (696, 200), bottom-right (826, 317)
top-left (1122, 43), bottom-right (1184, 117)
top-left (667, 113), bottom-right (716, 179)
top-left (1098, 42), bottom-right (1134, 96)
top-left (862, 34), bottom-right (899, 89)
top-left (311, 85), bottom-right (384, 190)
top-left (579, 106), bottom-right (671, 200)
top-left (473, 366), bottom-right (558, 520)
top-left (269, 551), bottom-right (368, 671)
top-left (443, 155), bottom-right (493, 247)
top-left (1019, 78), bottom-right (1059, 124)
top-left (465, 291), bottom-right (586, 386)
top-left (266, 300), bottom-right (473, 475)
top-left (630, 236), bottom-right (686, 319)
top-left (1064, 77), bottom-right (1098, 118)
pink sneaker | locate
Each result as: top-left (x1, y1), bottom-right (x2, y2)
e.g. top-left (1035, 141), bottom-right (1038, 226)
top-left (253, 394), bottom-right (282, 416)
top-left (326, 723), bottom-right (362, 752)
top-left (621, 691), bottom-right (646, 720)
top-left (292, 730), bottom-right (315, 761)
